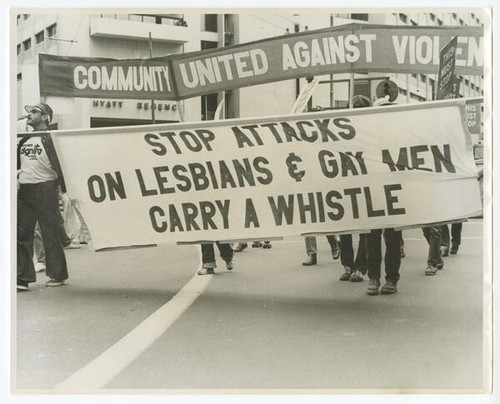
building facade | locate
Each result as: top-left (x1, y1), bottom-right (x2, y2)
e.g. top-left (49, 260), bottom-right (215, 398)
top-left (15, 11), bottom-right (485, 130)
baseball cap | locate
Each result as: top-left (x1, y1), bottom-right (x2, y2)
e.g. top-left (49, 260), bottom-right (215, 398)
top-left (352, 95), bottom-right (371, 108)
top-left (24, 103), bottom-right (53, 122)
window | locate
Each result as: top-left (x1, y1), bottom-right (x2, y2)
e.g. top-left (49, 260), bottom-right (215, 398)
top-left (22, 38), bottom-right (31, 51)
top-left (429, 13), bottom-right (436, 22)
top-left (47, 23), bottom-right (57, 37)
top-left (411, 73), bottom-right (417, 79)
top-left (23, 14), bottom-right (29, 20)
top-left (16, 15), bottom-right (21, 25)
top-left (17, 73), bottom-right (22, 81)
top-left (452, 13), bottom-right (457, 19)
top-left (201, 93), bottom-right (218, 120)
top-left (399, 13), bottom-right (408, 24)
top-left (16, 44), bottom-right (21, 55)
top-left (203, 14), bottom-right (218, 33)
top-left (437, 19), bottom-right (443, 26)
top-left (420, 74), bottom-right (426, 83)
top-left (35, 30), bottom-right (44, 44)
top-left (459, 18), bottom-right (464, 26)
top-left (410, 19), bottom-right (417, 26)
top-left (201, 40), bottom-right (218, 50)
top-left (351, 13), bottom-right (368, 21)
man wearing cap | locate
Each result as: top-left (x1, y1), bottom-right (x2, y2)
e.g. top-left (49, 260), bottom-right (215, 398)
top-left (17, 102), bottom-right (69, 291)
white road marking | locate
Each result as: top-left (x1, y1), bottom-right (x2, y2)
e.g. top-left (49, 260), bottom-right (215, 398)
top-left (55, 273), bottom-right (213, 392)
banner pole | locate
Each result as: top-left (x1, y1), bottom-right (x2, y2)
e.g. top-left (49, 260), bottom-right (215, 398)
top-left (148, 32), bottom-right (156, 124)
top-left (349, 73), bottom-right (354, 109)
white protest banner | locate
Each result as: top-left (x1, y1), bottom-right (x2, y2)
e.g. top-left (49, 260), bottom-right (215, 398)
top-left (51, 99), bottom-right (481, 250)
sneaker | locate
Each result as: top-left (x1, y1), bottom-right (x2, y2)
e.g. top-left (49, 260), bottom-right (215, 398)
top-left (400, 247), bottom-right (406, 258)
top-left (380, 280), bottom-right (398, 295)
top-left (425, 266), bottom-right (438, 276)
top-left (440, 246), bottom-right (449, 257)
top-left (45, 278), bottom-right (67, 287)
top-left (302, 254), bottom-right (317, 266)
top-left (34, 262), bottom-right (46, 273)
top-left (226, 261), bottom-right (234, 271)
top-left (65, 241), bottom-right (81, 249)
top-left (17, 280), bottom-right (29, 292)
top-left (197, 268), bottom-right (215, 275)
top-left (262, 242), bottom-right (272, 249)
top-left (339, 266), bottom-right (352, 281)
top-left (366, 279), bottom-right (380, 295)
top-left (349, 270), bottom-right (364, 282)
top-left (234, 243), bottom-right (248, 252)
top-left (450, 243), bottom-right (459, 255)
top-left (436, 261), bottom-right (444, 270)
top-left (252, 241), bottom-right (263, 248)
top-left (331, 246), bottom-right (340, 260)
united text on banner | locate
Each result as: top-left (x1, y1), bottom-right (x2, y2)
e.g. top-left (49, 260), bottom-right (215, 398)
top-left (50, 99), bottom-right (482, 250)
top-left (38, 24), bottom-right (483, 101)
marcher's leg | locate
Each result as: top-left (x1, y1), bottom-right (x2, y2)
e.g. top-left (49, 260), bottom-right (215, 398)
top-left (17, 187), bottom-right (39, 288)
top-left (217, 242), bottom-right (234, 270)
top-left (450, 222), bottom-right (463, 254)
top-left (327, 235), bottom-right (340, 260)
top-left (424, 226), bottom-right (443, 275)
top-left (440, 225), bottom-right (450, 256)
top-left (199, 244), bottom-right (216, 275)
top-left (33, 222), bottom-right (46, 272)
top-left (380, 229), bottom-right (401, 294)
top-left (37, 183), bottom-right (68, 284)
top-left (366, 229), bottom-right (382, 295)
top-left (303, 236), bottom-right (317, 266)
top-left (353, 233), bottom-right (368, 275)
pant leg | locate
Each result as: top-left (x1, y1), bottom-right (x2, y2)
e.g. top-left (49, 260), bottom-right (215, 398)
top-left (339, 234), bottom-right (354, 268)
top-left (367, 229), bottom-right (382, 280)
top-left (33, 222), bottom-right (46, 264)
top-left (422, 226), bottom-right (442, 267)
top-left (451, 223), bottom-right (462, 245)
top-left (216, 242), bottom-right (234, 263)
top-left (17, 187), bottom-right (39, 283)
top-left (305, 236), bottom-right (317, 255)
top-left (383, 228), bottom-right (402, 282)
top-left (441, 225), bottom-right (450, 248)
top-left (201, 244), bottom-right (216, 268)
top-left (37, 183), bottom-right (68, 281)
top-left (353, 233), bottom-right (368, 274)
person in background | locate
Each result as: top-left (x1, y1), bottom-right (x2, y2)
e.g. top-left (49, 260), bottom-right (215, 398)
top-left (440, 223), bottom-right (463, 256)
top-left (422, 226), bottom-right (444, 276)
top-left (17, 102), bottom-right (69, 290)
top-left (197, 243), bottom-right (234, 275)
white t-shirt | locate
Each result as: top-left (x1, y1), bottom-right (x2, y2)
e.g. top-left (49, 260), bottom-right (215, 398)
top-left (18, 136), bottom-right (58, 184)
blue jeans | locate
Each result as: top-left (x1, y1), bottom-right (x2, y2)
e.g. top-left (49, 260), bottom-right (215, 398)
top-left (201, 242), bottom-right (233, 269)
top-left (422, 226), bottom-right (443, 267)
top-left (17, 181), bottom-right (68, 283)
top-left (367, 228), bottom-right (402, 282)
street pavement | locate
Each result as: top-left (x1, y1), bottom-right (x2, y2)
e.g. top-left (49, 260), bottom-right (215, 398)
top-left (15, 219), bottom-right (486, 392)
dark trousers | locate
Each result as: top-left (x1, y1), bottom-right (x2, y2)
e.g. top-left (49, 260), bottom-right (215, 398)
top-left (201, 242), bottom-right (233, 268)
top-left (422, 226), bottom-right (443, 267)
top-left (367, 228), bottom-right (402, 282)
top-left (441, 223), bottom-right (463, 248)
top-left (335, 234), bottom-right (354, 268)
top-left (17, 181), bottom-right (68, 283)
top-left (353, 233), bottom-right (369, 274)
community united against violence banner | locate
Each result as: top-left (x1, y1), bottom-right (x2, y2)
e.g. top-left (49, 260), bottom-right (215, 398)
top-left (39, 23), bottom-right (483, 101)
top-left (50, 99), bottom-right (482, 250)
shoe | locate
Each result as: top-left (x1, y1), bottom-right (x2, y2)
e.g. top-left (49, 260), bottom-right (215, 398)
top-left (400, 248), bottom-right (406, 258)
top-left (45, 278), bottom-right (67, 287)
top-left (34, 262), bottom-right (46, 273)
top-left (197, 268), bottom-right (215, 275)
top-left (436, 261), bottom-right (444, 270)
top-left (425, 266), bottom-right (438, 276)
top-left (252, 241), bottom-right (263, 248)
top-left (380, 280), bottom-right (398, 294)
top-left (440, 246), bottom-right (449, 257)
top-left (366, 279), bottom-right (380, 295)
top-left (339, 266), bottom-right (352, 281)
top-left (302, 254), bottom-right (317, 266)
top-left (234, 243), bottom-right (248, 252)
top-left (17, 280), bottom-right (29, 291)
top-left (450, 243), bottom-right (459, 255)
top-left (262, 242), bottom-right (272, 249)
top-left (65, 242), bottom-right (81, 249)
top-left (226, 261), bottom-right (234, 271)
top-left (349, 270), bottom-right (364, 282)
top-left (331, 247), bottom-right (340, 260)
